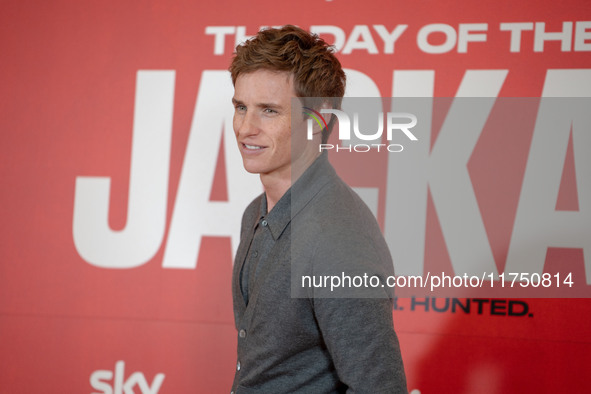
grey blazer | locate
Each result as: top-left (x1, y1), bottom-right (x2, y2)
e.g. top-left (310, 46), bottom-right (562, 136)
top-left (231, 153), bottom-right (407, 393)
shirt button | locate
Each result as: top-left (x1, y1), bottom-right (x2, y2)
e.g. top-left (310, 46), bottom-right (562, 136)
top-left (253, 251), bottom-right (258, 258)
top-left (239, 329), bottom-right (246, 338)
top-left (261, 219), bottom-right (268, 227)
top-left (237, 361), bottom-right (241, 371)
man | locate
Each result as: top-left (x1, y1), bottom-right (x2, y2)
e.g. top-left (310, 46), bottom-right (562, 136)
top-left (229, 25), bottom-right (406, 393)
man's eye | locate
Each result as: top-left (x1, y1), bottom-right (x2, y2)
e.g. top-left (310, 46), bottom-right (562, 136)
top-left (235, 105), bottom-right (246, 111)
top-left (264, 108), bottom-right (278, 114)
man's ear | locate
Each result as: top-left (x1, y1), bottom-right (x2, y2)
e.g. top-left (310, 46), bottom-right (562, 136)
top-left (318, 101), bottom-right (333, 132)
top-left (312, 101), bottom-right (335, 136)
top-left (303, 102), bottom-right (330, 137)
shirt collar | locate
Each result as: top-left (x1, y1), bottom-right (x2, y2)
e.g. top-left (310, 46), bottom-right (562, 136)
top-left (260, 152), bottom-right (335, 240)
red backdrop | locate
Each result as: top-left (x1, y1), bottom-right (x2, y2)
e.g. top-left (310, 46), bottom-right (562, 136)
top-left (1, 1), bottom-right (590, 393)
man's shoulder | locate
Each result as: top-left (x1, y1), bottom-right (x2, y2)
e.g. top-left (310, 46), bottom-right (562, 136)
top-left (295, 171), bottom-right (386, 253)
top-left (308, 174), bottom-right (376, 229)
top-left (293, 172), bottom-right (395, 297)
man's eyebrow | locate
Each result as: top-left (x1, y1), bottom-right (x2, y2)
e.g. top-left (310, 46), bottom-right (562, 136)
top-left (257, 102), bottom-right (282, 109)
top-left (231, 98), bottom-right (284, 109)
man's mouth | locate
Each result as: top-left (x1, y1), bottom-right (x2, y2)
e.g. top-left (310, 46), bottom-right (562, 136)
top-left (243, 143), bottom-right (264, 150)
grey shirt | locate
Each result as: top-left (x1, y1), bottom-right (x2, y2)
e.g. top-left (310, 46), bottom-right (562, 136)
top-left (231, 153), bottom-right (407, 393)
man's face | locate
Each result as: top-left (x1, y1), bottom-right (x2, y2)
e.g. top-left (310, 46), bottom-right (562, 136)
top-left (232, 69), bottom-right (313, 181)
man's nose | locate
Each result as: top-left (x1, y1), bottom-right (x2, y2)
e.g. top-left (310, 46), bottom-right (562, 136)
top-left (236, 112), bottom-right (260, 138)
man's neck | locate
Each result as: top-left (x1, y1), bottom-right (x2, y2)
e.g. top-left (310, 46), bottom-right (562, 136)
top-left (260, 151), bottom-right (321, 213)
top-left (260, 172), bottom-right (291, 213)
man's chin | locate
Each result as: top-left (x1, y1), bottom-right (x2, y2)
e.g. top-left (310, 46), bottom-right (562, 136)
top-left (241, 162), bottom-right (263, 175)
